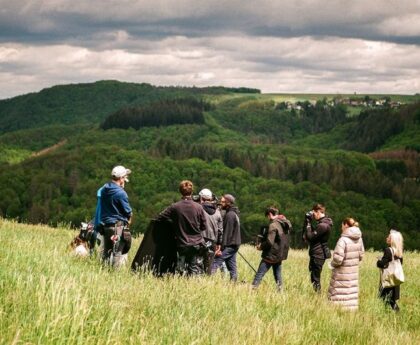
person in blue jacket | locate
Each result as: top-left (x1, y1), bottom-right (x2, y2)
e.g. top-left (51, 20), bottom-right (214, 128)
top-left (97, 165), bottom-right (133, 267)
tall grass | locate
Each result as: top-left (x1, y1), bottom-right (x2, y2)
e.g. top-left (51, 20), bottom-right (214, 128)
top-left (1, 219), bottom-right (419, 344)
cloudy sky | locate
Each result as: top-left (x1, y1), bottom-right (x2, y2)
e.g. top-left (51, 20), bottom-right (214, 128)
top-left (0, 0), bottom-right (419, 99)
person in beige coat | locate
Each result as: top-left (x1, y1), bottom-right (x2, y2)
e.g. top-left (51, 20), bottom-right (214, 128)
top-left (328, 218), bottom-right (365, 311)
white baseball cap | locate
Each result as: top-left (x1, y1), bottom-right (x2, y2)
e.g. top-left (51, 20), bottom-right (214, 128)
top-left (199, 188), bottom-right (213, 199)
top-left (111, 166), bottom-right (131, 181)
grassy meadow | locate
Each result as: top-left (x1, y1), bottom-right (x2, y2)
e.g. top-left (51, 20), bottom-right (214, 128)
top-left (1, 219), bottom-right (419, 345)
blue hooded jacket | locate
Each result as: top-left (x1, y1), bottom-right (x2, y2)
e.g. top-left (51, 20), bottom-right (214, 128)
top-left (98, 182), bottom-right (132, 225)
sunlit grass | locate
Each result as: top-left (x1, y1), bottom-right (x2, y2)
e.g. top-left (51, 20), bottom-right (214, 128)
top-left (1, 219), bottom-right (419, 344)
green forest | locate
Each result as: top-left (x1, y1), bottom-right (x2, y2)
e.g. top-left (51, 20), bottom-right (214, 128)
top-left (0, 80), bottom-right (419, 250)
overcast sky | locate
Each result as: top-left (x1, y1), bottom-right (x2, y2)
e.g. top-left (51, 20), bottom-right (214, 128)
top-left (0, 0), bottom-right (419, 99)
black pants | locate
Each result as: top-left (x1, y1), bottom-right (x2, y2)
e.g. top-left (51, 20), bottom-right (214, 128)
top-left (103, 226), bottom-right (128, 267)
top-left (177, 245), bottom-right (205, 276)
top-left (379, 286), bottom-right (400, 311)
top-left (309, 256), bottom-right (325, 291)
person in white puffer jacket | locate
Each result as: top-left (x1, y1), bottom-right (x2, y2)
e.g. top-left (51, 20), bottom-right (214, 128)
top-left (328, 218), bottom-right (365, 311)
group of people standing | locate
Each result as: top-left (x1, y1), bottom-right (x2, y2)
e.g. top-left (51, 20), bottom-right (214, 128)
top-left (88, 165), bottom-right (405, 313)
top-left (155, 180), bottom-right (242, 280)
top-left (303, 203), bottom-right (404, 312)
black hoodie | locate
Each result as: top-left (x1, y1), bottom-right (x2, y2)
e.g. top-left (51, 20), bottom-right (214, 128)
top-left (222, 206), bottom-right (241, 247)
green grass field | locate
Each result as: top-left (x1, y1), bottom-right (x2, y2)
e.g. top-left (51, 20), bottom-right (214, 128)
top-left (1, 219), bottom-right (419, 344)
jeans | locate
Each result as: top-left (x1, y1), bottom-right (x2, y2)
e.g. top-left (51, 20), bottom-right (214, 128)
top-left (211, 245), bottom-right (239, 281)
top-left (252, 260), bottom-right (282, 288)
top-left (309, 256), bottom-right (325, 292)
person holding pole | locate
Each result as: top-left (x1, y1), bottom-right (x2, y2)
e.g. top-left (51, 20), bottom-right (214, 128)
top-left (252, 206), bottom-right (291, 291)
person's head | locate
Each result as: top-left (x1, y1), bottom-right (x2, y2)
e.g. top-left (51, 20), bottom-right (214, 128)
top-left (341, 217), bottom-right (359, 231)
top-left (265, 206), bottom-right (279, 220)
top-left (312, 203), bottom-right (326, 220)
top-left (111, 165), bottom-right (131, 188)
top-left (220, 194), bottom-right (235, 209)
top-left (179, 180), bottom-right (193, 197)
top-left (387, 229), bottom-right (404, 257)
top-left (199, 188), bottom-right (213, 202)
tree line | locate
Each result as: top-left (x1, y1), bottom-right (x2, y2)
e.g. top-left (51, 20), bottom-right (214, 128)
top-left (101, 98), bottom-right (210, 130)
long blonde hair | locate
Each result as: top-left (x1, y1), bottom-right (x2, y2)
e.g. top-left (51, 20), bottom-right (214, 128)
top-left (389, 229), bottom-right (404, 257)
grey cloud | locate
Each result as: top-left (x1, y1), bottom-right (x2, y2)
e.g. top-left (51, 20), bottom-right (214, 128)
top-left (0, 1), bottom-right (419, 98)
top-left (1, 0), bottom-right (420, 46)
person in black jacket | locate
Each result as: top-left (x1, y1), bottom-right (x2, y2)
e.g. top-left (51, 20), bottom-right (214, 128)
top-left (211, 194), bottom-right (241, 281)
top-left (156, 180), bottom-right (207, 276)
top-left (252, 207), bottom-right (292, 291)
top-left (303, 203), bottom-right (333, 292)
top-left (377, 229), bottom-right (404, 312)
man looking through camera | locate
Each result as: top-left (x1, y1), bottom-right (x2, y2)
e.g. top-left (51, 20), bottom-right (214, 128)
top-left (303, 203), bottom-right (333, 292)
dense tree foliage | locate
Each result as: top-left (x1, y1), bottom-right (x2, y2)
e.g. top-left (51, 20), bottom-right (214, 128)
top-left (101, 98), bottom-right (209, 130)
top-left (0, 80), bottom-right (256, 133)
top-left (211, 98), bottom-right (348, 144)
top-left (0, 83), bottom-right (419, 250)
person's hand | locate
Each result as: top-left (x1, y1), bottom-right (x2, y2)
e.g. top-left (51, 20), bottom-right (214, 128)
top-left (256, 244), bottom-right (261, 251)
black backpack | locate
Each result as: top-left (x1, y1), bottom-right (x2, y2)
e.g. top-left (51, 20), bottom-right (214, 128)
top-left (275, 218), bottom-right (292, 260)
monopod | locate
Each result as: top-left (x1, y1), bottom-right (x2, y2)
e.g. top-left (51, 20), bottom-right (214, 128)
top-left (237, 250), bottom-right (258, 274)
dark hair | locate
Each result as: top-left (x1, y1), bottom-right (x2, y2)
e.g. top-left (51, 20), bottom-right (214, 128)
top-left (265, 206), bottom-right (279, 216)
top-left (312, 203), bottom-right (325, 213)
top-left (179, 180), bottom-right (193, 196)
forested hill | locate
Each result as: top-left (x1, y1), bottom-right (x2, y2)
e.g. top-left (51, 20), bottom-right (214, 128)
top-left (0, 80), bottom-right (259, 133)
top-left (0, 81), bottom-right (419, 250)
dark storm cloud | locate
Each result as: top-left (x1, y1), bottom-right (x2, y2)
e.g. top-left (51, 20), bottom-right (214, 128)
top-left (1, 1), bottom-right (419, 45)
top-left (0, 0), bottom-right (419, 98)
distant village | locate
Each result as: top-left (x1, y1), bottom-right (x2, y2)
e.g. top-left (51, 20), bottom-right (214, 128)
top-left (280, 96), bottom-right (403, 111)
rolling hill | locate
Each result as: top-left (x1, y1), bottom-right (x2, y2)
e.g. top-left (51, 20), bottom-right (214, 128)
top-left (0, 81), bottom-right (419, 249)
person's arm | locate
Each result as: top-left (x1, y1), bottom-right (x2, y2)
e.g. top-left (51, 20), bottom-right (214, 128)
top-left (199, 208), bottom-right (207, 233)
top-left (377, 247), bottom-right (392, 268)
top-left (359, 238), bottom-right (365, 261)
top-left (155, 205), bottom-right (173, 222)
top-left (331, 238), bottom-right (345, 267)
top-left (261, 224), bottom-right (277, 251)
top-left (119, 190), bottom-right (132, 220)
top-left (216, 211), bottom-right (223, 245)
top-left (305, 221), bottom-right (329, 241)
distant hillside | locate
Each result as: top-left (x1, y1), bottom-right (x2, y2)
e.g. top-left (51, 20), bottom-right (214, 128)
top-left (0, 80), bottom-right (257, 134)
top-left (0, 83), bottom-right (419, 250)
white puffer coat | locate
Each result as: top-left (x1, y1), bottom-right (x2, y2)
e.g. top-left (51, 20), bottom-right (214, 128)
top-left (328, 226), bottom-right (364, 311)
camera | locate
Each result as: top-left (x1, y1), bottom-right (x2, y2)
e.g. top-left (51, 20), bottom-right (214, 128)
top-left (256, 225), bottom-right (268, 246)
top-left (305, 211), bottom-right (314, 219)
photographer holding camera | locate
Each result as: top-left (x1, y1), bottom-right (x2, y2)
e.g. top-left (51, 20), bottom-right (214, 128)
top-left (252, 206), bottom-right (292, 291)
top-left (303, 203), bottom-right (333, 292)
